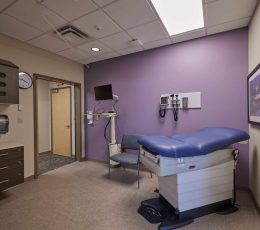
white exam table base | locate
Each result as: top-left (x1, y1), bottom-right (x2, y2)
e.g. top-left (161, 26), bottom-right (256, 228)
top-left (159, 161), bottom-right (233, 212)
top-left (139, 147), bottom-right (234, 212)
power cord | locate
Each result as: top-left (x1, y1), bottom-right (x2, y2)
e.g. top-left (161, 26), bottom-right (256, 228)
top-left (173, 108), bottom-right (178, 121)
top-left (104, 118), bottom-right (111, 142)
top-left (172, 94), bottom-right (179, 122)
top-left (159, 108), bottom-right (166, 118)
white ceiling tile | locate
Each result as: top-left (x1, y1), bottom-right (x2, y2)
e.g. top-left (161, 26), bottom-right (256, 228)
top-left (207, 17), bottom-right (250, 35)
top-left (78, 60), bottom-right (88, 64)
top-left (206, 0), bottom-right (258, 26)
top-left (99, 32), bottom-right (132, 50)
top-left (171, 29), bottom-right (206, 44)
top-left (57, 48), bottom-right (92, 62)
top-left (73, 10), bottom-right (122, 39)
top-left (0, 0), bottom-right (15, 11)
top-left (84, 56), bottom-right (99, 64)
top-left (92, 0), bottom-right (116, 7)
top-left (127, 21), bottom-right (169, 44)
top-left (5, 0), bottom-right (67, 32)
top-left (78, 40), bottom-right (112, 56)
top-left (103, 0), bottom-right (157, 29)
top-left (43, 0), bottom-right (98, 21)
top-left (205, 0), bottom-right (218, 2)
top-left (118, 46), bottom-right (144, 56)
top-left (96, 51), bottom-right (120, 61)
top-left (29, 34), bottom-right (69, 52)
top-left (0, 14), bottom-right (42, 41)
top-left (143, 38), bottom-right (171, 50)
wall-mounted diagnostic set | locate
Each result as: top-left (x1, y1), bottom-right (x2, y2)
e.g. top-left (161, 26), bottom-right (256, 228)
top-left (159, 92), bottom-right (201, 121)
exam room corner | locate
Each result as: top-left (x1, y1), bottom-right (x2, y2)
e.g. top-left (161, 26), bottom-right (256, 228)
top-left (0, 0), bottom-right (260, 229)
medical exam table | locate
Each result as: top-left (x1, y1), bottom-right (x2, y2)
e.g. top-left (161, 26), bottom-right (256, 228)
top-left (137, 127), bottom-right (249, 230)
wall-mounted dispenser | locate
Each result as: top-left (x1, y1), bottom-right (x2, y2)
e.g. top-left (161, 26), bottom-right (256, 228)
top-left (0, 114), bottom-right (9, 134)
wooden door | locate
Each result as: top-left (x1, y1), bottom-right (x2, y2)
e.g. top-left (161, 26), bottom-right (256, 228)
top-left (51, 87), bottom-right (71, 156)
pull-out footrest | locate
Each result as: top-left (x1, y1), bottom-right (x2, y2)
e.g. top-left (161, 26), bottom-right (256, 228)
top-left (138, 196), bottom-right (233, 229)
top-left (138, 197), bottom-right (193, 229)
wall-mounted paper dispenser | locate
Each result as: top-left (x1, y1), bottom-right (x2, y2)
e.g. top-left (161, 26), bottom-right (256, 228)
top-left (0, 115), bottom-right (9, 134)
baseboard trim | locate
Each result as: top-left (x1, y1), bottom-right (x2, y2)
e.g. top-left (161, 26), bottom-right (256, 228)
top-left (237, 186), bottom-right (260, 216)
top-left (80, 156), bottom-right (87, 162)
top-left (39, 151), bottom-right (51, 155)
top-left (249, 189), bottom-right (260, 216)
top-left (236, 186), bottom-right (249, 191)
top-left (24, 175), bottom-right (35, 182)
top-left (86, 157), bottom-right (107, 164)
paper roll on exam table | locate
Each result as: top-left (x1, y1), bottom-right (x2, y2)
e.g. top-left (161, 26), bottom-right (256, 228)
top-left (137, 127), bottom-right (250, 230)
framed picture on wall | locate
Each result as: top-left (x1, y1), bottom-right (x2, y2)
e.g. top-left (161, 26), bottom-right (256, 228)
top-left (248, 63), bottom-right (260, 125)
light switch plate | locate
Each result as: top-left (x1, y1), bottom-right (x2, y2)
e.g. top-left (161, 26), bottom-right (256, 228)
top-left (18, 104), bottom-right (24, 111)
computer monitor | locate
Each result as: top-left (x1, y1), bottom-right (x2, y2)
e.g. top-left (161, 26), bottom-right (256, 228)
top-left (94, 84), bottom-right (113, 100)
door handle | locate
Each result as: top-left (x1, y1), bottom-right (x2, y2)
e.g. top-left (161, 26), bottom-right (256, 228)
top-left (65, 125), bottom-right (71, 128)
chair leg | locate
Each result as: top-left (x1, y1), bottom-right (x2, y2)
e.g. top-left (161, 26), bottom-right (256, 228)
top-left (137, 162), bottom-right (140, 189)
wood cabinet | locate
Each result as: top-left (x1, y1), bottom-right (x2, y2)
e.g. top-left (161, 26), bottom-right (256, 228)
top-left (0, 146), bottom-right (24, 191)
top-left (0, 59), bottom-right (19, 104)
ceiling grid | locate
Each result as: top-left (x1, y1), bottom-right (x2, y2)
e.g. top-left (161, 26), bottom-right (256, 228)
top-left (0, 0), bottom-right (258, 64)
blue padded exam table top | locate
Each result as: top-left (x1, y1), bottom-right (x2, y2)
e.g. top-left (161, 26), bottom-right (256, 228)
top-left (138, 127), bottom-right (250, 158)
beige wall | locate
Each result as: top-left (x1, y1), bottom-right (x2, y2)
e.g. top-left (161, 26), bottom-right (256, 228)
top-left (249, 2), bottom-right (260, 207)
top-left (38, 80), bottom-right (51, 153)
top-left (0, 34), bottom-right (84, 178)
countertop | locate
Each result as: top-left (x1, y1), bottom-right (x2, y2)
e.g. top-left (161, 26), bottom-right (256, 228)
top-left (0, 142), bottom-right (24, 150)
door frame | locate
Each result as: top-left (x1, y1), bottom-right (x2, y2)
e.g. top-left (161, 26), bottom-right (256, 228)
top-left (50, 86), bottom-right (73, 157)
top-left (33, 73), bottom-right (82, 178)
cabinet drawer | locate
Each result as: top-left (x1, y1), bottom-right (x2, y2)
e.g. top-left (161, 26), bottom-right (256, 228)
top-left (0, 177), bottom-right (24, 191)
top-left (0, 171), bottom-right (24, 191)
top-left (0, 163), bottom-right (23, 180)
top-left (0, 146), bottom-right (24, 191)
top-left (0, 158), bottom-right (23, 168)
top-left (0, 147), bottom-right (23, 163)
top-left (0, 179), bottom-right (9, 191)
top-left (9, 173), bottom-right (24, 187)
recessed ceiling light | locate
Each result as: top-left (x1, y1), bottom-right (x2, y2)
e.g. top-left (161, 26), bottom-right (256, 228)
top-left (91, 47), bottom-right (100, 52)
top-left (151, 0), bottom-right (204, 36)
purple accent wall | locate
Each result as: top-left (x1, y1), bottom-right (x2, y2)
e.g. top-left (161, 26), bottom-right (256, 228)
top-left (85, 28), bottom-right (249, 187)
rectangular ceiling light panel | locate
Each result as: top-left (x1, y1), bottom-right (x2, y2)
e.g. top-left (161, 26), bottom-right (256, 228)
top-left (151, 0), bottom-right (204, 36)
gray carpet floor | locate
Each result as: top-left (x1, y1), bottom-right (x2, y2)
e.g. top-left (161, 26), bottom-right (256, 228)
top-left (0, 161), bottom-right (259, 230)
top-left (39, 152), bottom-right (75, 174)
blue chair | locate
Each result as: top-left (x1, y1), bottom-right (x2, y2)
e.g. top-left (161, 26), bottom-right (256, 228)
top-left (108, 134), bottom-right (151, 188)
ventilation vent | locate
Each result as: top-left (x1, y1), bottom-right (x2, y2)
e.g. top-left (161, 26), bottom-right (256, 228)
top-left (53, 25), bottom-right (93, 46)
